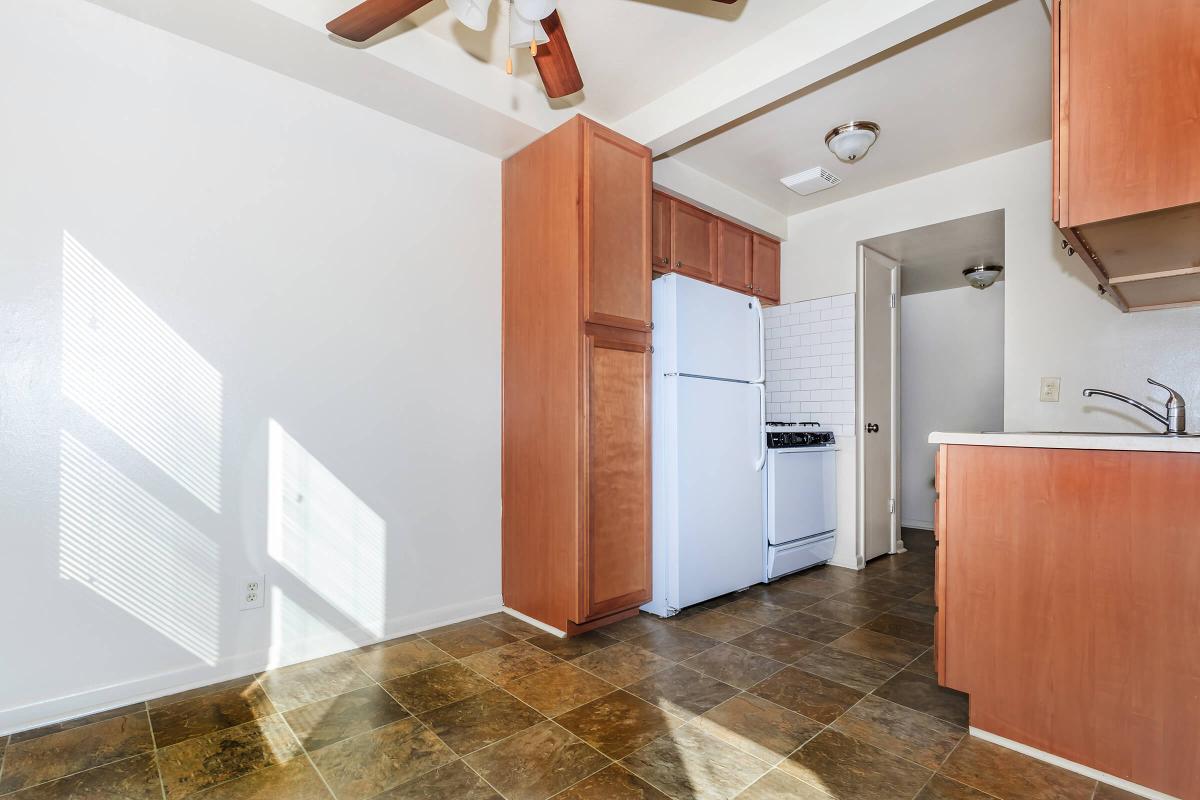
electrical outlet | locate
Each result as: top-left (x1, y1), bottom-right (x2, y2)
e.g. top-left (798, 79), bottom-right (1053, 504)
top-left (1040, 377), bottom-right (1062, 403)
top-left (240, 575), bottom-right (265, 610)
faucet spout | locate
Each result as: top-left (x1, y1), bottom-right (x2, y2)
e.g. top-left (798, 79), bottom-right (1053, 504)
top-left (1082, 378), bottom-right (1187, 435)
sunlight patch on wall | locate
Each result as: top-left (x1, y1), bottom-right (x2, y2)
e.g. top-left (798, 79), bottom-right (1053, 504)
top-left (268, 587), bottom-right (358, 668)
top-left (268, 420), bottom-right (386, 643)
top-left (62, 231), bottom-right (223, 512)
top-left (59, 430), bottom-right (220, 664)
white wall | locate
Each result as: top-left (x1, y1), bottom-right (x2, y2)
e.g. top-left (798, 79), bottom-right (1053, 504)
top-left (899, 286), bottom-right (1005, 528)
top-left (0, 0), bottom-right (501, 734)
top-left (784, 141), bottom-right (1200, 432)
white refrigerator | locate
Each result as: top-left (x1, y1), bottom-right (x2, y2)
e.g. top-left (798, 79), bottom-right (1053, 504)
top-left (643, 274), bottom-right (766, 617)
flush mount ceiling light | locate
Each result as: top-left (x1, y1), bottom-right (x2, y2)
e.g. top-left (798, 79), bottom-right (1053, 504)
top-left (824, 121), bottom-right (880, 163)
top-left (963, 264), bottom-right (1004, 290)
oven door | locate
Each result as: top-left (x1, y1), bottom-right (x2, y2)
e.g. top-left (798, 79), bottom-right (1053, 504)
top-left (766, 448), bottom-right (837, 546)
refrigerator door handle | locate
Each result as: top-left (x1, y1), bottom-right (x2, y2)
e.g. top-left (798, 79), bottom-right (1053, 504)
top-left (752, 297), bottom-right (765, 384)
top-left (754, 382), bottom-right (766, 471)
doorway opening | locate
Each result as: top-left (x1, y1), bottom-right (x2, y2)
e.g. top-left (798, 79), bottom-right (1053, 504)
top-left (857, 210), bottom-right (1005, 564)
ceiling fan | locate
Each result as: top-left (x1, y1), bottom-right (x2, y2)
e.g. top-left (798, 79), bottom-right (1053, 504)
top-left (326, 0), bottom-right (737, 99)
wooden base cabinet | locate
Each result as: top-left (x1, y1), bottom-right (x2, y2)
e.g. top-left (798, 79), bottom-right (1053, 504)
top-left (502, 116), bottom-right (653, 635)
top-left (935, 444), bottom-right (1200, 798)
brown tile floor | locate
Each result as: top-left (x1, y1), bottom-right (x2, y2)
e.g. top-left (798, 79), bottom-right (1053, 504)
top-left (0, 532), bottom-right (1136, 800)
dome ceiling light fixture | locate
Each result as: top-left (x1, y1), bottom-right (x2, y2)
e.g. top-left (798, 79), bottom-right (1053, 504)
top-left (824, 121), bottom-right (880, 163)
top-left (963, 264), bottom-right (1004, 290)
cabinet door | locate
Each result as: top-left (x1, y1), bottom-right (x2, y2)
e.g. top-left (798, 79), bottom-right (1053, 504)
top-left (651, 192), bottom-right (673, 272)
top-left (581, 333), bottom-right (652, 621)
top-left (583, 120), bottom-right (652, 331)
top-left (751, 235), bottom-right (781, 302)
top-left (717, 220), bottom-right (753, 292)
top-left (671, 200), bottom-right (717, 282)
top-left (1059, 0), bottom-right (1200, 227)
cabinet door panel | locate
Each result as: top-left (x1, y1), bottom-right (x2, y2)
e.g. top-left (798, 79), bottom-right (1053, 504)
top-left (671, 200), bottom-right (717, 282)
top-left (582, 334), bottom-right (652, 620)
top-left (1063, 0), bottom-right (1200, 226)
top-left (752, 235), bottom-right (781, 302)
top-left (584, 121), bottom-right (651, 331)
top-left (651, 192), bottom-right (672, 271)
top-left (717, 220), bottom-right (753, 292)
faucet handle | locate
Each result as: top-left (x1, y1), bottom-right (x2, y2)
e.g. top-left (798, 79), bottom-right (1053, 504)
top-left (1147, 378), bottom-right (1185, 408)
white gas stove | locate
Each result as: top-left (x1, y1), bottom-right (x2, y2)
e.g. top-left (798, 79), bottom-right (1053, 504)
top-left (763, 421), bottom-right (838, 581)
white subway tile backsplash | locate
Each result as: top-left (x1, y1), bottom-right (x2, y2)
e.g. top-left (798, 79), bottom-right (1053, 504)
top-left (764, 292), bottom-right (857, 436)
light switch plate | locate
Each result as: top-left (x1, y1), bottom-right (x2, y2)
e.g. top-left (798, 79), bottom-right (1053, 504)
top-left (1040, 377), bottom-right (1061, 403)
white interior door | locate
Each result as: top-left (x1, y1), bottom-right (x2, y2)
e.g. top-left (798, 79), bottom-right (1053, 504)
top-left (859, 247), bottom-right (900, 562)
top-left (672, 375), bottom-right (764, 608)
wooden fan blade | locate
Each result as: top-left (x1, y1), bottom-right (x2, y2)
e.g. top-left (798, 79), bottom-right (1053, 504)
top-left (532, 11), bottom-right (584, 98)
top-left (327, 0), bottom-right (435, 42)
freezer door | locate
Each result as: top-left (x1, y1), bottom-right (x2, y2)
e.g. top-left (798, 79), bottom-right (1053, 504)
top-left (669, 275), bottom-right (761, 382)
top-left (766, 449), bottom-right (837, 546)
top-left (670, 376), bottom-right (765, 608)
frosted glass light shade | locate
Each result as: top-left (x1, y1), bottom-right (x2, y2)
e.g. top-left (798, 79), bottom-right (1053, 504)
top-left (824, 121), bottom-right (880, 163)
top-left (963, 265), bottom-right (1003, 289)
top-left (509, 11), bottom-right (549, 47)
top-left (447, 0), bottom-right (492, 30)
top-left (514, 0), bottom-right (555, 21)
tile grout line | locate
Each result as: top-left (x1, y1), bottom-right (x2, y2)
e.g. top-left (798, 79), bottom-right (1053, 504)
top-left (276, 710), bottom-right (341, 800)
top-left (142, 704), bottom-right (168, 800)
top-left (613, 710), bottom-right (778, 800)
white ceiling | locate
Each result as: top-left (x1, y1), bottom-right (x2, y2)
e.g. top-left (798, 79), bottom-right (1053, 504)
top-left (406, 0), bottom-right (833, 121)
top-left (865, 209), bottom-right (1005, 295)
top-left (669, 0), bottom-right (1051, 214)
top-left (255, 0), bottom-right (832, 127)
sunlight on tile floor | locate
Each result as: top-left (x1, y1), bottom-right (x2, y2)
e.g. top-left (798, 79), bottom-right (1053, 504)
top-left (0, 533), bottom-right (1138, 799)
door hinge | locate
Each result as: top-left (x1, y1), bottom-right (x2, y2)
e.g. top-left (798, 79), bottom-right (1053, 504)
top-left (889, 292), bottom-right (896, 309)
top-left (889, 498), bottom-right (896, 515)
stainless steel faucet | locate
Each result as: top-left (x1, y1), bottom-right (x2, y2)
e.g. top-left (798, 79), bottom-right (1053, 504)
top-left (1082, 378), bottom-right (1187, 435)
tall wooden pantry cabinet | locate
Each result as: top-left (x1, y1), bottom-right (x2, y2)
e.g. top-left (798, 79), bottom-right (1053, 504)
top-left (502, 115), bottom-right (653, 635)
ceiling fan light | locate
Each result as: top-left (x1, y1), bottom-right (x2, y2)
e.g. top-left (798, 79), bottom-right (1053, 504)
top-left (963, 264), bottom-right (1003, 290)
top-left (509, 10), bottom-right (549, 48)
top-left (825, 121), bottom-right (880, 163)
top-left (446, 0), bottom-right (492, 31)
top-left (514, 0), bottom-right (555, 21)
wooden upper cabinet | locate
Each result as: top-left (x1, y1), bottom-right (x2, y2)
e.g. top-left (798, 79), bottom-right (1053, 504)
top-left (1058, 0), bottom-right (1200, 228)
top-left (583, 119), bottom-right (652, 331)
top-left (581, 332), bottom-right (652, 621)
top-left (653, 188), bottom-right (779, 302)
top-left (670, 200), bottom-right (717, 282)
top-left (717, 220), bottom-right (752, 292)
top-left (651, 191), bottom-right (672, 271)
top-left (751, 235), bottom-right (781, 302)
top-left (1053, 0), bottom-right (1200, 311)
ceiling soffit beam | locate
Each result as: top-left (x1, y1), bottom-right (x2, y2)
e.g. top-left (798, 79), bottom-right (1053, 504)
top-left (85, 0), bottom-right (542, 158)
top-left (615, 0), bottom-right (996, 157)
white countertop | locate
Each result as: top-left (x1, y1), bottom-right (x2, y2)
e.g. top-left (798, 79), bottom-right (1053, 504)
top-left (929, 431), bottom-right (1200, 453)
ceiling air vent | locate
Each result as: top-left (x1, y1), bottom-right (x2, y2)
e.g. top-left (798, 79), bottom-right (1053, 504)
top-left (780, 167), bottom-right (841, 196)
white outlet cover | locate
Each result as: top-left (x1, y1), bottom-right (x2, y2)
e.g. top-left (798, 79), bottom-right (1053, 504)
top-left (1040, 377), bottom-right (1061, 403)
top-left (240, 575), bottom-right (266, 610)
